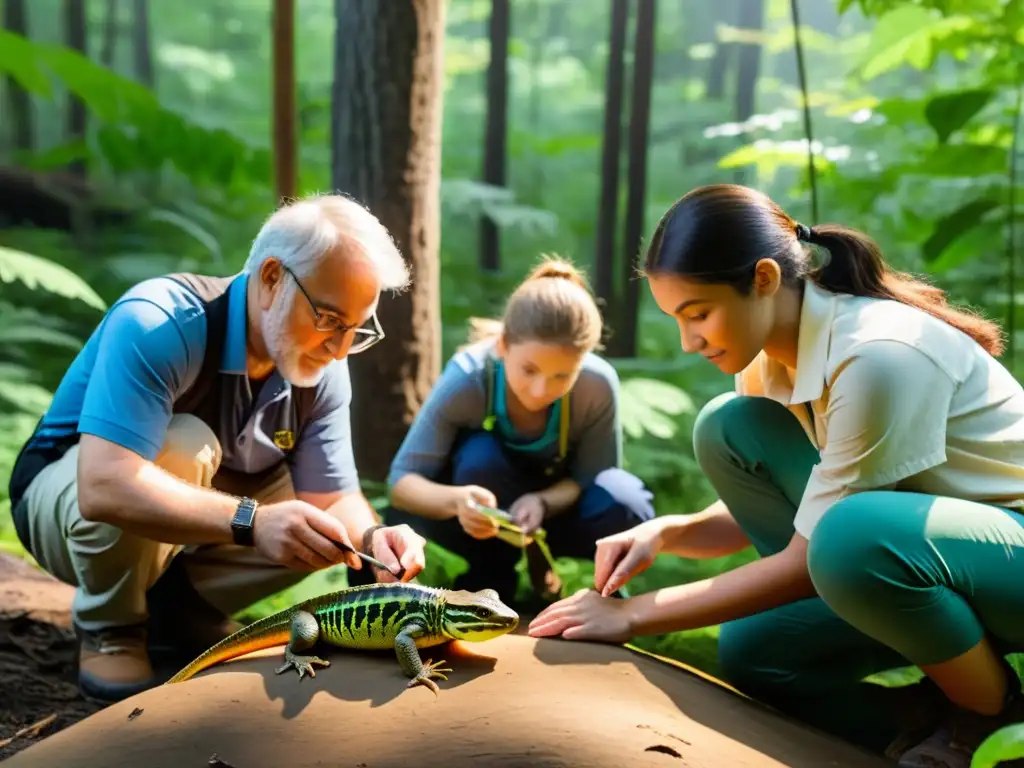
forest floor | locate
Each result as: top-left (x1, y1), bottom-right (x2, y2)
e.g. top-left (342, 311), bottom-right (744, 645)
top-left (0, 553), bottom-right (895, 768)
top-left (0, 553), bottom-right (104, 760)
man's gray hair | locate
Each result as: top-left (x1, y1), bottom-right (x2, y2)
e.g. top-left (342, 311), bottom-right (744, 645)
top-left (243, 194), bottom-right (411, 291)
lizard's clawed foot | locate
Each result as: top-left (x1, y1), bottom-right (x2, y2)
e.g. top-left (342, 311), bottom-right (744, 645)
top-left (407, 658), bottom-right (453, 696)
top-left (276, 652), bottom-right (330, 680)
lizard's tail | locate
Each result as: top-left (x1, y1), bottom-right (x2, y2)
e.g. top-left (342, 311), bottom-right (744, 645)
top-left (165, 610), bottom-right (294, 684)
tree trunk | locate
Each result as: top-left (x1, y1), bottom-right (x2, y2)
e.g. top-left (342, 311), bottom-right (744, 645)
top-left (272, 0), bottom-right (297, 204)
top-left (132, 0), bottom-right (153, 87)
top-left (2, 0), bottom-right (33, 156)
top-left (732, 0), bottom-right (763, 185)
top-left (64, 0), bottom-right (88, 179)
top-left (479, 0), bottom-right (509, 273)
top-left (593, 0), bottom-right (628, 331)
top-left (331, 0), bottom-right (444, 483)
top-left (101, 0), bottom-right (119, 68)
top-left (613, 0), bottom-right (655, 359)
top-left (706, 0), bottom-right (735, 100)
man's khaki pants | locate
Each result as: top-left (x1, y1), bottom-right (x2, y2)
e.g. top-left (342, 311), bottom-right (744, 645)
top-left (21, 414), bottom-right (308, 633)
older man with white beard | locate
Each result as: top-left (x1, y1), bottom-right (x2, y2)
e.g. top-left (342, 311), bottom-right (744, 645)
top-left (6, 194), bottom-right (429, 702)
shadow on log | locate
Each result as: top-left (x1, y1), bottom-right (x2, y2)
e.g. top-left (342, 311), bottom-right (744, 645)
top-left (2, 616), bottom-right (888, 767)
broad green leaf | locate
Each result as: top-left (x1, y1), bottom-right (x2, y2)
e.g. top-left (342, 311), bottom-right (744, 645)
top-left (0, 363), bottom-right (34, 384)
top-left (2, 325), bottom-right (83, 352)
top-left (923, 198), bottom-right (1002, 264)
top-left (622, 379), bottom-right (696, 416)
top-left (620, 378), bottom-right (696, 441)
top-left (971, 723), bottom-right (1024, 768)
top-left (930, 220), bottom-right (1002, 273)
top-left (913, 144), bottom-right (1009, 177)
top-left (0, 246), bottom-right (106, 311)
top-left (0, 31), bottom-right (271, 191)
top-left (0, 30), bottom-right (52, 97)
top-left (0, 379), bottom-right (53, 417)
top-left (855, 8), bottom-right (977, 81)
top-left (18, 139), bottom-right (91, 172)
top-left (925, 88), bottom-right (996, 143)
top-left (872, 97), bottom-right (928, 127)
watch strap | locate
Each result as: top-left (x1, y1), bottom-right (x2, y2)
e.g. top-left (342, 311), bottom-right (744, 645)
top-left (231, 496), bottom-right (258, 546)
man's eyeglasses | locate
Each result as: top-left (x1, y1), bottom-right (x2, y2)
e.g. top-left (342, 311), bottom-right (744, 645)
top-left (281, 264), bottom-right (385, 355)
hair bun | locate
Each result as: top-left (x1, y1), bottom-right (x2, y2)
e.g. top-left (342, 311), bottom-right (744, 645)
top-left (526, 255), bottom-right (590, 291)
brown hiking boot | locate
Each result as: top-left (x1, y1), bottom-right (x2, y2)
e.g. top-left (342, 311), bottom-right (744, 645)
top-left (77, 624), bottom-right (157, 702)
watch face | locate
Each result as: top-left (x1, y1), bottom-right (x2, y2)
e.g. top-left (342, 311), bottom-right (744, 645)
top-left (234, 499), bottom-right (256, 526)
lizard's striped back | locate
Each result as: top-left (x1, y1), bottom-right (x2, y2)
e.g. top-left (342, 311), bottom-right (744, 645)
top-left (313, 582), bottom-right (449, 650)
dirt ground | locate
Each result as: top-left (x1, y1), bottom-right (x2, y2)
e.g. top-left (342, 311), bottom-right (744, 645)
top-left (0, 553), bottom-right (890, 767)
top-left (0, 553), bottom-right (104, 760)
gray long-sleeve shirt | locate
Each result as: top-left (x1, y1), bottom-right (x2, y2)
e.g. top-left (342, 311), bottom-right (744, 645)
top-left (386, 340), bottom-right (623, 491)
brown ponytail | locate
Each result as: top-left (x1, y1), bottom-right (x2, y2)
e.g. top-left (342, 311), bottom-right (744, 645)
top-left (803, 224), bottom-right (1004, 356)
top-left (644, 184), bottom-right (1005, 357)
top-left (465, 254), bottom-right (604, 352)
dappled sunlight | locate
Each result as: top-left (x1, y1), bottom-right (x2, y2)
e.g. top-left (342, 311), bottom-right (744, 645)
top-left (0, 0), bottom-right (1020, 761)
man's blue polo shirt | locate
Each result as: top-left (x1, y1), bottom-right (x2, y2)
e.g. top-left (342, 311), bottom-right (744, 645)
top-left (31, 272), bottom-right (360, 495)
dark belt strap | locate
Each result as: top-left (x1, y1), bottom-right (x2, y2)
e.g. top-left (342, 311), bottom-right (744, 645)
top-left (10, 495), bottom-right (32, 556)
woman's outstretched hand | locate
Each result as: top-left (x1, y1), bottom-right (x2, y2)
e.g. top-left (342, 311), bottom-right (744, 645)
top-left (526, 588), bottom-right (634, 643)
top-left (593, 517), bottom-right (668, 597)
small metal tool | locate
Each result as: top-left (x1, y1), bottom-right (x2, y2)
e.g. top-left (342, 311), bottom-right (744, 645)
top-left (330, 537), bottom-right (405, 580)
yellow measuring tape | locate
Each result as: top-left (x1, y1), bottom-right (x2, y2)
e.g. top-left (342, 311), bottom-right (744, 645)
top-left (471, 502), bottom-right (632, 600)
top-left (474, 504), bottom-right (561, 581)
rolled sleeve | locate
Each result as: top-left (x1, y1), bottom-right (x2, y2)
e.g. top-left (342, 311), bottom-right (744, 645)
top-left (78, 299), bottom-right (197, 459)
top-left (387, 361), bottom-right (484, 489)
top-left (289, 362), bottom-right (360, 495)
top-left (795, 341), bottom-right (953, 539)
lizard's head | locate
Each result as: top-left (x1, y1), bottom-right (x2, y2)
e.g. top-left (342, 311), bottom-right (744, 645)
top-left (441, 588), bottom-right (519, 641)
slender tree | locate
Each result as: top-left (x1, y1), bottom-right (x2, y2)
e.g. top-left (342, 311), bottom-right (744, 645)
top-left (480, 0), bottom-right (509, 273)
top-left (593, 0), bottom-right (628, 336)
top-left (64, 0), bottom-right (88, 179)
top-left (2, 0), bottom-right (32, 155)
top-left (132, 0), bottom-right (154, 87)
top-left (331, 0), bottom-right (445, 482)
top-left (272, 0), bottom-right (297, 204)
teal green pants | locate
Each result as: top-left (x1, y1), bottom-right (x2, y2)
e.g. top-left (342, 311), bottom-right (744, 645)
top-left (695, 392), bottom-right (1024, 752)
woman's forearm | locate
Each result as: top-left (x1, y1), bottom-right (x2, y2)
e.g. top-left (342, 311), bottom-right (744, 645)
top-left (389, 474), bottom-right (456, 520)
top-left (625, 537), bottom-right (815, 637)
top-left (659, 499), bottom-right (752, 559)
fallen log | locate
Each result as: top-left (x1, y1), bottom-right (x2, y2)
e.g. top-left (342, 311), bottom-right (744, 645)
top-left (3, 622), bottom-right (887, 768)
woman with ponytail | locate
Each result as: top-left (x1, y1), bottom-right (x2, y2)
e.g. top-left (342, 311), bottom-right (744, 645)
top-left (384, 256), bottom-right (656, 610)
top-left (528, 185), bottom-right (1024, 767)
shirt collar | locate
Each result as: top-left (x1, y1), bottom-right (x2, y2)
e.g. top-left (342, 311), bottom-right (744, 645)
top-left (757, 280), bottom-right (837, 406)
top-left (220, 272), bottom-right (249, 375)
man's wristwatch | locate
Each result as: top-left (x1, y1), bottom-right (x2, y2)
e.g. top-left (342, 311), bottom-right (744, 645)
top-left (231, 496), bottom-right (259, 546)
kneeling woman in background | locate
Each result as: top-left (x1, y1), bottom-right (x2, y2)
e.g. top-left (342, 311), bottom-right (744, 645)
top-left (382, 257), bottom-right (656, 607)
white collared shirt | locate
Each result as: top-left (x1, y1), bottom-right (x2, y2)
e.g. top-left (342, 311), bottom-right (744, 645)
top-left (736, 280), bottom-right (1024, 539)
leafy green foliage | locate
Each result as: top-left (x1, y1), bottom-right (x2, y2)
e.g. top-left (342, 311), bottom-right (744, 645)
top-left (0, 29), bottom-right (270, 191)
top-left (0, 245), bottom-right (106, 311)
top-left (925, 87), bottom-right (996, 142)
top-left (972, 724), bottom-right (1024, 768)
